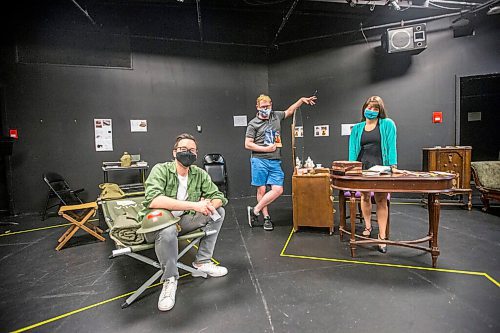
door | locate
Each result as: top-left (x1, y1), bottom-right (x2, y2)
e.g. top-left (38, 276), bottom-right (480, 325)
top-left (458, 73), bottom-right (500, 161)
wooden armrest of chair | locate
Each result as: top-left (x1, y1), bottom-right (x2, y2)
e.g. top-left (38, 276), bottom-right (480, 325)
top-left (58, 201), bottom-right (98, 213)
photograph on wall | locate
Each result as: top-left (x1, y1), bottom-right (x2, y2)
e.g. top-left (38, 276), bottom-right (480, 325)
top-left (294, 126), bottom-right (303, 138)
top-left (94, 118), bottom-right (113, 151)
top-left (341, 123), bottom-right (356, 136)
top-left (131, 119), bottom-right (148, 132)
top-left (314, 125), bottom-right (329, 137)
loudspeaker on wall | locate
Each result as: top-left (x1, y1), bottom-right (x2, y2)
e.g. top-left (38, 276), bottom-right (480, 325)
top-left (381, 23), bottom-right (427, 54)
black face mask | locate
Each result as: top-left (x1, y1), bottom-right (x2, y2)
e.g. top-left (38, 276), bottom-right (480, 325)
top-left (176, 151), bottom-right (197, 167)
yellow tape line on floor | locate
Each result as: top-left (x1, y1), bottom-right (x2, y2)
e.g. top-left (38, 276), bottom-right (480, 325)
top-left (280, 229), bottom-right (500, 288)
top-left (10, 273), bottom-right (191, 333)
top-left (0, 219), bottom-right (99, 237)
top-left (1, 223), bottom-right (71, 237)
top-left (11, 248), bottom-right (223, 333)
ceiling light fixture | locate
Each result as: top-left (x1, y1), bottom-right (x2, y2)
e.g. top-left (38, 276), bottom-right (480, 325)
top-left (388, 0), bottom-right (401, 10)
top-left (487, 5), bottom-right (500, 14)
top-left (346, 0), bottom-right (357, 7)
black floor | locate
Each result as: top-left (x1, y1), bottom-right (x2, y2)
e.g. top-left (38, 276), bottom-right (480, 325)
top-left (1, 196), bottom-right (499, 333)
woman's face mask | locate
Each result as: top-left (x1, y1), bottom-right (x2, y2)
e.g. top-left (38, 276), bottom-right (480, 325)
top-left (176, 151), bottom-right (197, 167)
top-left (364, 108), bottom-right (379, 120)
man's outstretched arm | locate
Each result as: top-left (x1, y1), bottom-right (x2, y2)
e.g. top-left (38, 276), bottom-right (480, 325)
top-left (284, 96), bottom-right (317, 118)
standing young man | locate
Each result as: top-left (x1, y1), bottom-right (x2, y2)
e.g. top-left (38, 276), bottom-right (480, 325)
top-left (138, 133), bottom-right (228, 312)
top-left (245, 94), bottom-right (317, 231)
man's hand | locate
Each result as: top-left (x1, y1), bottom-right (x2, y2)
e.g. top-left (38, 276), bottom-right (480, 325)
top-left (263, 143), bottom-right (277, 152)
top-left (193, 199), bottom-right (213, 216)
top-left (285, 95), bottom-right (318, 118)
top-left (301, 96), bottom-right (317, 106)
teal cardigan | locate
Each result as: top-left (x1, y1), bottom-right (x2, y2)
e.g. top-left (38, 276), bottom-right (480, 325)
top-left (348, 118), bottom-right (398, 167)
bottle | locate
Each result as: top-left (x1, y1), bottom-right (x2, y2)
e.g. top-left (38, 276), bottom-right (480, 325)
top-left (295, 157), bottom-right (302, 168)
top-left (120, 152), bottom-right (132, 167)
top-left (305, 156), bottom-right (314, 168)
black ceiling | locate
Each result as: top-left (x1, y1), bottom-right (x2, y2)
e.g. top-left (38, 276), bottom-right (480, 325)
top-left (2, 0), bottom-right (496, 49)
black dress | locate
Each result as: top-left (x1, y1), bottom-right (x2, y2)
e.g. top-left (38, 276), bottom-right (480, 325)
top-left (357, 122), bottom-right (383, 170)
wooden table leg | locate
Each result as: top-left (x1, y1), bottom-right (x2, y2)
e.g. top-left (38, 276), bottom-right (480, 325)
top-left (349, 196), bottom-right (357, 257)
top-left (386, 198), bottom-right (390, 239)
top-left (339, 191), bottom-right (346, 241)
top-left (428, 193), bottom-right (441, 268)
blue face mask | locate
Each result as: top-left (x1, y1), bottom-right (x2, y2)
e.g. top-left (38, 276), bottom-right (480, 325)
top-left (364, 109), bottom-right (379, 120)
top-left (258, 109), bottom-right (272, 118)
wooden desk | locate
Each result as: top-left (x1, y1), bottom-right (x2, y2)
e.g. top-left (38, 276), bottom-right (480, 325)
top-left (331, 172), bottom-right (454, 267)
top-left (292, 173), bottom-right (334, 234)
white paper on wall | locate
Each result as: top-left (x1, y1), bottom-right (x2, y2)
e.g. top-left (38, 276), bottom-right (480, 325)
top-left (467, 112), bottom-right (481, 122)
top-left (341, 123), bottom-right (356, 136)
top-left (233, 115), bottom-right (248, 127)
top-left (94, 118), bottom-right (113, 151)
top-left (131, 120), bottom-right (148, 132)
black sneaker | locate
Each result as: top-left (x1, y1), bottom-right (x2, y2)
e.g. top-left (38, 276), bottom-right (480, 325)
top-left (263, 216), bottom-right (274, 231)
top-left (247, 206), bottom-right (259, 228)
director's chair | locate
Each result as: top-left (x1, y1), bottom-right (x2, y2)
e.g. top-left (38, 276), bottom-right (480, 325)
top-left (56, 202), bottom-right (105, 251)
top-left (99, 196), bottom-right (217, 308)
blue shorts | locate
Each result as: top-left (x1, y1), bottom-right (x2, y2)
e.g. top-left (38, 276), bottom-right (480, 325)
top-left (251, 158), bottom-right (284, 187)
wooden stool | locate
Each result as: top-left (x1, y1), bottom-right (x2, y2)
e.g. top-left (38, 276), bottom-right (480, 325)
top-left (56, 202), bottom-right (105, 250)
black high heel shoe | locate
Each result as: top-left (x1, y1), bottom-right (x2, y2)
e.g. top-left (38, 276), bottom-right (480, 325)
top-left (377, 234), bottom-right (387, 253)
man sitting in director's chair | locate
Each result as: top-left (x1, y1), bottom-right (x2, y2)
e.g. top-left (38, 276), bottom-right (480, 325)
top-left (137, 133), bottom-right (228, 312)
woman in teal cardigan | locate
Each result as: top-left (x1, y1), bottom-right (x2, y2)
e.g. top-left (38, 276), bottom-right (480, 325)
top-left (348, 96), bottom-right (397, 253)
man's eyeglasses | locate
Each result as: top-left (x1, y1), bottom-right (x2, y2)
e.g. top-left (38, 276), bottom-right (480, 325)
top-left (176, 146), bottom-right (198, 154)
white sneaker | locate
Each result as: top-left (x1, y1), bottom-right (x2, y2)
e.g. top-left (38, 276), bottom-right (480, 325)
top-left (158, 277), bottom-right (177, 311)
top-left (193, 262), bottom-right (228, 277)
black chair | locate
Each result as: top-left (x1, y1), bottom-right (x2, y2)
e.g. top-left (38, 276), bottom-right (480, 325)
top-left (203, 153), bottom-right (228, 197)
top-left (41, 172), bottom-right (84, 220)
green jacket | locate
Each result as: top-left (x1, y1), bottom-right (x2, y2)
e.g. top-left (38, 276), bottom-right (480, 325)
top-left (349, 118), bottom-right (397, 167)
top-left (138, 161), bottom-right (228, 222)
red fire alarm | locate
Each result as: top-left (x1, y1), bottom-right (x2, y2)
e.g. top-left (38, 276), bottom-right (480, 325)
top-left (9, 129), bottom-right (18, 139)
top-left (432, 112), bottom-right (443, 123)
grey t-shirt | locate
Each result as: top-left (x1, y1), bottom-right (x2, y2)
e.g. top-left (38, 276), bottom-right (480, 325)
top-left (245, 111), bottom-right (286, 160)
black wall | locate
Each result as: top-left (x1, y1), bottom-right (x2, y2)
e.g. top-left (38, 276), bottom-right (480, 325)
top-left (1, 38), bottom-right (269, 214)
top-left (269, 17), bottom-right (500, 177)
top-left (2, 13), bottom-right (499, 214)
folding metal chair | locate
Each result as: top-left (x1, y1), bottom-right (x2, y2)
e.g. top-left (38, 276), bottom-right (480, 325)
top-left (203, 153), bottom-right (228, 197)
top-left (99, 196), bottom-right (217, 308)
top-left (42, 172), bottom-right (85, 220)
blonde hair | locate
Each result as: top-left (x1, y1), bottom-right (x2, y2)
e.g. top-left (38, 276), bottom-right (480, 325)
top-left (256, 94), bottom-right (272, 106)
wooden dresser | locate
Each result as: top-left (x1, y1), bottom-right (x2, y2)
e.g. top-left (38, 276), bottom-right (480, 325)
top-left (292, 172), bottom-right (334, 234)
top-left (422, 146), bottom-right (472, 210)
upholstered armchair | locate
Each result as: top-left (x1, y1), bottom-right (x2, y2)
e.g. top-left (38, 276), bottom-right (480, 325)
top-left (471, 161), bottom-right (500, 212)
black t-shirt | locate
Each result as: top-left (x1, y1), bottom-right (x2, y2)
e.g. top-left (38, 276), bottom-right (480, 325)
top-left (357, 123), bottom-right (382, 169)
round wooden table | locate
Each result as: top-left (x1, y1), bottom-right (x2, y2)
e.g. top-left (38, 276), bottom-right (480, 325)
top-left (331, 172), bottom-right (455, 267)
